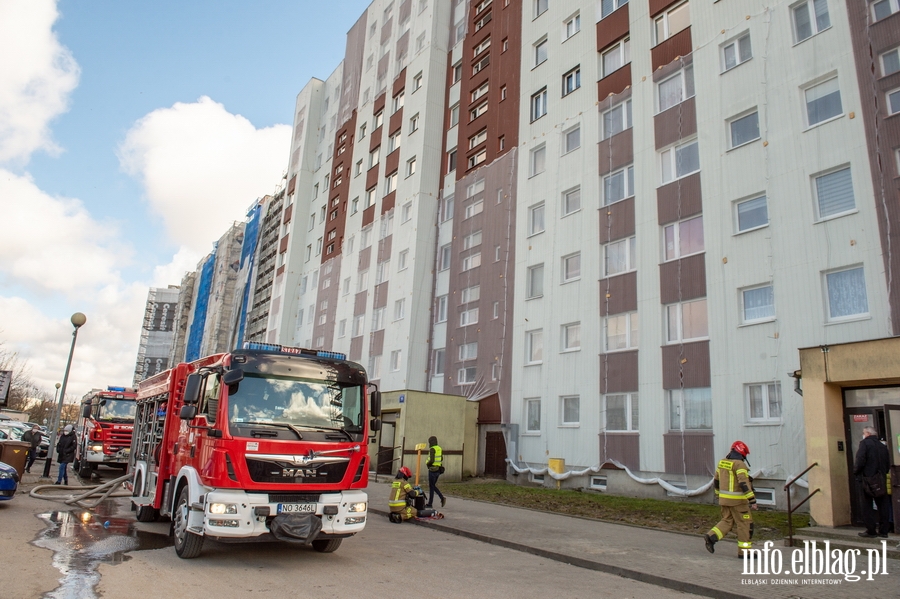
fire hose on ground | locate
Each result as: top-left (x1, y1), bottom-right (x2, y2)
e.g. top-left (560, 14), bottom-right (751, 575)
top-left (30, 471), bottom-right (134, 509)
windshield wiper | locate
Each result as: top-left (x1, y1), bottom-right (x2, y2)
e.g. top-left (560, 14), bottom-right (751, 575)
top-left (314, 426), bottom-right (354, 441)
top-left (239, 421), bottom-right (304, 440)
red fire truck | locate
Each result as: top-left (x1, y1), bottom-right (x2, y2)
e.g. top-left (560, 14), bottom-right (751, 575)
top-left (127, 342), bottom-right (381, 558)
top-left (77, 386), bottom-right (137, 479)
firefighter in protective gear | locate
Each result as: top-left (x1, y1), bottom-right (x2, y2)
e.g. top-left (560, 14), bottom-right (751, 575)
top-left (704, 441), bottom-right (757, 558)
top-left (388, 466), bottom-right (421, 522)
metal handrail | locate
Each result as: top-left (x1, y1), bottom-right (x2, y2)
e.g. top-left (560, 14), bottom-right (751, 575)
top-left (784, 462), bottom-right (820, 547)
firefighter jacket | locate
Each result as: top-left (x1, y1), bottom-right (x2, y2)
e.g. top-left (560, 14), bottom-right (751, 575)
top-left (427, 444), bottom-right (443, 472)
top-left (714, 456), bottom-right (756, 507)
top-left (389, 478), bottom-right (419, 510)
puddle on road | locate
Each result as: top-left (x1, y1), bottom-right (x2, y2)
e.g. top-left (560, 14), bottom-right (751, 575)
top-left (32, 500), bottom-right (170, 599)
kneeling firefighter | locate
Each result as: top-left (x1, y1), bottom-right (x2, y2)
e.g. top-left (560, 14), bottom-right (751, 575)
top-left (704, 441), bottom-right (757, 558)
top-left (389, 466), bottom-right (426, 522)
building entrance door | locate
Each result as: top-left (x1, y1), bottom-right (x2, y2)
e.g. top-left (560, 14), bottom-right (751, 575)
top-left (484, 431), bottom-right (507, 478)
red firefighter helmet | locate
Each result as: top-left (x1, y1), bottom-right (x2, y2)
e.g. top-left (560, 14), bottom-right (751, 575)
top-left (398, 466), bottom-right (412, 479)
top-left (731, 441), bottom-right (750, 457)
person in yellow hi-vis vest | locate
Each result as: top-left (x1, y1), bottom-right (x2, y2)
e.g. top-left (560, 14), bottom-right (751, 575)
top-left (388, 466), bottom-right (421, 523)
top-left (426, 436), bottom-right (446, 508)
top-left (703, 441), bottom-right (757, 558)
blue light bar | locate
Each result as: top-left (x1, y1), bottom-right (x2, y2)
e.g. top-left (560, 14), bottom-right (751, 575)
top-left (107, 386), bottom-right (126, 392)
top-left (242, 342), bottom-right (346, 361)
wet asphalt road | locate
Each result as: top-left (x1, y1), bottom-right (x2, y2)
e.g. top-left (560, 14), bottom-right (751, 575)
top-left (6, 465), bottom-right (701, 599)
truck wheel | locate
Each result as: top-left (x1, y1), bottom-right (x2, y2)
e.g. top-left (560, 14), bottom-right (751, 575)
top-left (173, 487), bottom-right (204, 558)
top-left (78, 462), bottom-right (94, 479)
top-left (311, 538), bottom-right (342, 553)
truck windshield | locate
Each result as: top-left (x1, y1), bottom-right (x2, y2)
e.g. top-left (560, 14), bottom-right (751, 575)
top-left (228, 374), bottom-right (364, 433)
top-left (98, 399), bottom-right (137, 422)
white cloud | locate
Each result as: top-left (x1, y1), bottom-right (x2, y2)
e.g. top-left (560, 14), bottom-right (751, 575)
top-left (0, 0), bottom-right (79, 164)
top-left (118, 96), bottom-right (290, 253)
top-left (151, 246), bottom-right (204, 289)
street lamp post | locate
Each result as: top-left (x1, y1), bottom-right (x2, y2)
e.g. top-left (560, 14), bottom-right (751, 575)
top-left (42, 313), bottom-right (87, 479)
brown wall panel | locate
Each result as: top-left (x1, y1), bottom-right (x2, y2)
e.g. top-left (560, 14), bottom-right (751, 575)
top-left (349, 336), bottom-right (363, 361)
top-left (477, 393), bottom-right (502, 424)
top-left (366, 163), bottom-right (380, 191)
top-left (659, 253), bottom-right (707, 304)
top-left (599, 271), bottom-right (637, 316)
top-left (597, 63), bottom-right (631, 101)
top-left (389, 108), bottom-right (404, 134)
top-left (649, 0), bottom-right (683, 18)
top-left (282, 203), bottom-right (293, 224)
top-left (656, 172), bottom-right (702, 225)
top-left (373, 92), bottom-right (386, 115)
top-left (661, 340), bottom-right (710, 389)
top-left (377, 235), bottom-right (392, 262)
top-left (279, 235), bottom-right (289, 254)
top-left (598, 129), bottom-right (634, 176)
top-left (362, 204), bottom-right (376, 228)
top-left (654, 96), bottom-right (696, 150)
top-left (651, 27), bottom-right (692, 71)
top-left (373, 281), bottom-right (388, 309)
top-left (596, 5), bottom-right (630, 51)
top-left (358, 245), bottom-right (371, 272)
top-left (354, 290), bottom-right (368, 316)
top-left (287, 175), bottom-right (296, 195)
top-left (370, 329), bottom-right (384, 357)
top-left (599, 433), bottom-right (640, 471)
top-left (393, 67), bottom-right (407, 95)
top-left (385, 149), bottom-right (400, 175)
top-left (598, 196), bottom-right (635, 243)
top-left (664, 432), bottom-right (714, 476)
top-left (600, 350), bottom-right (638, 393)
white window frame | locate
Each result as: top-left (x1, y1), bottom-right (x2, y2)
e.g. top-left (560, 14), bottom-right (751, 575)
top-left (668, 387), bottom-right (712, 431)
top-left (601, 0), bottom-right (628, 20)
top-left (525, 398), bottom-right (541, 434)
top-left (393, 298), bottom-right (406, 321)
top-left (561, 322), bottom-right (581, 352)
top-left (804, 76), bottom-right (843, 128)
top-left (390, 350), bottom-right (402, 372)
top-left (356, 270), bottom-right (368, 292)
top-left (468, 149), bottom-right (487, 169)
top-left (657, 65), bottom-right (694, 113)
top-left (461, 252), bottom-right (482, 272)
top-left (734, 195), bottom-right (769, 234)
top-left (534, 37), bottom-right (548, 67)
top-left (562, 66), bottom-right (581, 96)
top-left (728, 110), bottom-right (760, 149)
top-left (603, 236), bottom-right (636, 277)
top-left (813, 165), bottom-right (855, 221)
top-left (881, 48), bottom-right (900, 77)
top-left (433, 348), bottom-right (445, 375)
top-left (563, 125), bottom-right (581, 153)
top-left (461, 284), bottom-right (481, 303)
top-left (528, 202), bottom-right (545, 236)
top-left (338, 319), bottom-right (347, 338)
top-left (526, 329), bottom-right (543, 364)
top-left (562, 252), bottom-right (581, 283)
top-left (602, 99), bottom-right (632, 140)
top-left (406, 157), bottom-right (417, 177)
top-left (873, 0), bottom-right (900, 20)
top-left (660, 138), bottom-right (699, 184)
top-left (531, 88), bottom-right (548, 122)
top-left (721, 32), bottom-right (752, 72)
top-left (534, 0), bottom-right (548, 18)
top-left (436, 295), bottom-right (448, 323)
top-left (741, 284), bottom-right (775, 324)
top-left (384, 171), bottom-right (398, 196)
top-left (888, 87), bottom-right (900, 116)
top-left (603, 393), bottom-right (639, 432)
top-left (665, 298), bottom-right (708, 343)
top-left (654, 1), bottom-right (691, 45)
top-left (527, 264), bottom-right (544, 298)
top-left (460, 307), bottom-right (479, 326)
top-left (459, 342), bottom-right (478, 361)
top-left (564, 13), bottom-right (581, 39)
top-left (824, 265), bottom-right (869, 322)
top-left (371, 307), bottom-right (385, 331)
top-left (603, 165), bottom-right (634, 205)
top-left (464, 199), bottom-right (484, 219)
top-left (560, 396), bottom-right (580, 427)
top-left (562, 186), bottom-right (581, 216)
top-left (352, 314), bottom-right (365, 337)
top-left (463, 231), bottom-right (483, 250)
top-left (745, 382), bottom-right (783, 423)
top-left (663, 215), bottom-right (704, 261)
top-left (604, 312), bottom-right (638, 352)
top-left (439, 243), bottom-right (452, 271)
top-left (792, 0), bottom-right (831, 44)
top-left (530, 144), bottom-right (546, 176)
top-left (601, 38), bottom-right (630, 78)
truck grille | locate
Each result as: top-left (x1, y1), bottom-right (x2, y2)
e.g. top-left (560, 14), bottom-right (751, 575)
top-left (265, 493), bottom-right (321, 503)
top-left (245, 457), bottom-right (349, 484)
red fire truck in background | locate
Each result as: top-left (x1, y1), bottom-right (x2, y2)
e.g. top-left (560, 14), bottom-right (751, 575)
top-left (77, 386), bottom-right (137, 479)
top-left (128, 342), bottom-right (381, 558)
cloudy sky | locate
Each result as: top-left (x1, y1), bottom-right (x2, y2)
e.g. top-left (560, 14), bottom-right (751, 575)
top-left (0, 0), bottom-right (370, 402)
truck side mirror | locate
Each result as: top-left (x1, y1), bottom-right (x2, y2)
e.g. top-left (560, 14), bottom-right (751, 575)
top-left (81, 405), bottom-right (91, 418)
top-left (370, 389), bottom-right (382, 418)
top-left (223, 368), bottom-right (244, 385)
top-left (183, 373), bottom-right (201, 405)
top-left (180, 405), bottom-right (197, 420)
top-left (370, 418), bottom-right (382, 432)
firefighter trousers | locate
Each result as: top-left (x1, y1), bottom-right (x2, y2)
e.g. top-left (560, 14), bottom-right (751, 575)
top-left (708, 503), bottom-right (753, 554)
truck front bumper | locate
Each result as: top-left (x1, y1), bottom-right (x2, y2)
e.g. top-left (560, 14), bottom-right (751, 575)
top-left (84, 448), bottom-right (130, 463)
top-left (201, 489), bottom-right (367, 539)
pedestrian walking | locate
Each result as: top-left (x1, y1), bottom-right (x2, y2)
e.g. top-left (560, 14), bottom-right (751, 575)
top-left (426, 435), bottom-right (445, 508)
top-left (55, 425), bottom-right (76, 485)
top-left (22, 425), bottom-right (43, 473)
top-left (703, 441), bottom-right (757, 558)
top-left (853, 426), bottom-right (891, 538)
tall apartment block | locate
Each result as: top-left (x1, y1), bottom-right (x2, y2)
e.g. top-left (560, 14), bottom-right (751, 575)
top-left (132, 286), bottom-right (180, 385)
top-left (165, 0), bottom-right (900, 512)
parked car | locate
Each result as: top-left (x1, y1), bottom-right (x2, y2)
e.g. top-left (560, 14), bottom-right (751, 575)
top-left (0, 424), bottom-right (49, 458)
top-left (0, 461), bottom-right (18, 499)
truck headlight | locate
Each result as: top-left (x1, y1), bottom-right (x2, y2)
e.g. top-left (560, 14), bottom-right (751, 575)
top-left (347, 502), bottom-right (367, 513)
top-left (209, 503), bottom-right (238, 515)
top-left (0, 472), bottom-right (14, 480)
top-left (90, 444), bottom-right (103, 452)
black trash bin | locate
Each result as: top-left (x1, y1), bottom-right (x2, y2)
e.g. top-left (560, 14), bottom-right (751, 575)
top-left (0, 441), bottom-right (31, 479)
